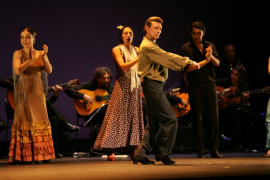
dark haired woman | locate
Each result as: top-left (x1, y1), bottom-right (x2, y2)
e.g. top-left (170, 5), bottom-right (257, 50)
top-left (8, 28), bottom-right (55, 163)
top-left (94, 26), bottom-right (144, 161)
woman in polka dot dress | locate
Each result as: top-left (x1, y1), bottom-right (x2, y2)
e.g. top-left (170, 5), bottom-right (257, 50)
top-left (94, 26), bottom-right (144, 161)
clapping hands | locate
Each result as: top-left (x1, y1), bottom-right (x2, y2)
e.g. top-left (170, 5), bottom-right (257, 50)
top-left (205, 45), bottom-right (213, 63)
top-left (41, 44), bottom-right (48, 56)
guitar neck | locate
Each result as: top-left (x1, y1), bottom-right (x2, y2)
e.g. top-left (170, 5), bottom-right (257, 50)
top-left (245, 88), bottom-right (268, 95)
top-left (48, 83), bottom-right (70, 92)
top-left (217, 92), bottom-right (223, 96)
top-left (166, 88), bottom-right (181, 96)
top-left (217, 88), bottom-right (231, 97)
top-left (99, 94), bottom-right (111, 101)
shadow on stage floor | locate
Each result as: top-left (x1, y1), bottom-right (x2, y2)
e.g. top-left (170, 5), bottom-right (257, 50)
top-left (1, 152), bottom-right (270, 180)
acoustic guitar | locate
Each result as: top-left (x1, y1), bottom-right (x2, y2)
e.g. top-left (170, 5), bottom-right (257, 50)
top-left (47, 79), bottom-right (80, 91)
top-left (216, 85), bottom-right (270, 109)
top-left (73, 88), bottom-right (110, 116)
top-left (7, 79), bottom-right (80, 110)
top-left (173, 92), bottom-right (190, 117)
top-left (167, 88), bottom-right (190, 117)
top-left (172, 87), bottom-right (231, 117)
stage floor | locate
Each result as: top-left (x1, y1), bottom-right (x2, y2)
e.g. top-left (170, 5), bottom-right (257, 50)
top-left (0, 152), bottom-right (270, 179)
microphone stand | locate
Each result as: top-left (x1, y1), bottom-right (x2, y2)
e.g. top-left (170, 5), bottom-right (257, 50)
top-left (74, 103), bottom-right (107, 158)
top-left (83, 103), bottom-right (106, 127)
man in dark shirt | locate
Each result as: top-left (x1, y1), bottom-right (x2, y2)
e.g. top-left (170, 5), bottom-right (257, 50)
top-left (64, 67), bottom-right (113, 122)
top-left (218, 66), bottom-right (258, 152)
top-left (180, 21), bottom-right (222, 158)
top-left (216, 43), bottom-right (246, 85)
top-left (64, 67), bottom-right (113, 154)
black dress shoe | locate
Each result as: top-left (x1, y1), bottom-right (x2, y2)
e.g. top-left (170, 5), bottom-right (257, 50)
top-left (42, 160), bottom-right (51, 163)
top-left (66, 123), bottom-right (80, 132)
top-left (198, 153), bottom-right (206, 158)
top-left (156, 156), bottom-right (175, 165)
top-left (198, 149), bottom-right (206, 158)
top-left (55, 153), bottom-right (63, 158)
top-left (0, 120), bottom-right (7, 133)
top-left (210, 151), bottom-right (223, 158)
top-left (133, 155), bottom-right (155, 165)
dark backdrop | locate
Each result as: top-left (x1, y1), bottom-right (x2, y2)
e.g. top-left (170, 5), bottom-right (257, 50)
top-left (0, 0), bottom-right (269, 141)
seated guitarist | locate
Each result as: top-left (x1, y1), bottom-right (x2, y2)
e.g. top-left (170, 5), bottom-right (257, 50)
top-left (166, 71), bottom-right (190, 119)
top-left (218, 66), bottom-right (260, 151)
top-left (64, 67), bottom-right (113, 154)
top-left (64, 67), bottom-right (113, 123)
top-left (218, 65), bottom-right (250, 107)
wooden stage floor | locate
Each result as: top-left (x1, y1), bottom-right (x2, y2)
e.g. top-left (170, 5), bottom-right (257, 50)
top-left (1, 152), bottom-right (270, 180)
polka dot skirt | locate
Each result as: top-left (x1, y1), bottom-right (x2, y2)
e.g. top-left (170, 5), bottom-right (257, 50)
top-left (94, 69), bottom-right (144, 152)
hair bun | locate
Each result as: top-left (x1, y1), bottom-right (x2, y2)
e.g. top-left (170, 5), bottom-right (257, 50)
top-left (117, 25), bottom-right (124, 30)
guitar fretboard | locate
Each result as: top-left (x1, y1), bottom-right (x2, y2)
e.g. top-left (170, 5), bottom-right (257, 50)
top-left (244, 87), bottom-right (270, 95)
top-left (48, 82), bottom-right (71, 92)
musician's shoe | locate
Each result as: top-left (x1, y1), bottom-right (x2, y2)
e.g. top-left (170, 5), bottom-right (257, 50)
top-left (198, 149), bottom-right (206, 158)
top-left (133, 155), bottom-right (155, 165)
top-left (42, 160), bottom-right (52, 163)
top-left (210, 151), bottom-right (223, 158)
top-left (0, 119), bottom-right (7, 133)
top-left (221, 134), bottom-right (231, 142)
top-left (66, 123), bottom-right (80, 132)
top-left (55, 153), bottom-right (63, 158)
top-left (155, 156), bottom-right (175, 165)
top-left (198, 153), bottom-right (206, 158)
top-left (89, 150), bottom-right (102, 157)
